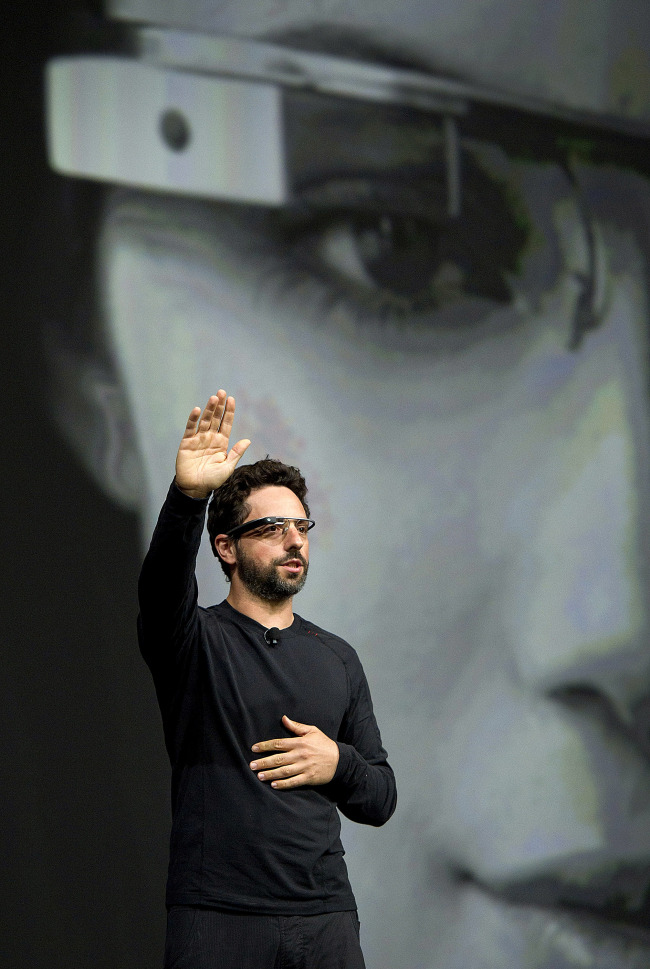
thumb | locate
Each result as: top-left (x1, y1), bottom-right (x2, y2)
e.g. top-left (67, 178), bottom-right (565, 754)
top-left (228, 439), bottom-right (251, 464)
top-left (283, 714), bottom-right (310, 735)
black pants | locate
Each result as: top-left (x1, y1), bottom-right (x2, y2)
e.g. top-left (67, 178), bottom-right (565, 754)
top-left (163, 907), bottom-right (366, 969)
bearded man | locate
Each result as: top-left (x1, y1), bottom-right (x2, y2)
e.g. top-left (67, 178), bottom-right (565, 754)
top-left (138, 389), bottom-right (396, 969)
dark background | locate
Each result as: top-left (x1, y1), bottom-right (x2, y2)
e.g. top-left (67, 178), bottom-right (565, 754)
top-left (4, 7), bottom-right (168, 966)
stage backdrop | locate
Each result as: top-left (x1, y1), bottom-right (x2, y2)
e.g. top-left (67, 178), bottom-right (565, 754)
top-left (7, 2), bottom-right (650, 968)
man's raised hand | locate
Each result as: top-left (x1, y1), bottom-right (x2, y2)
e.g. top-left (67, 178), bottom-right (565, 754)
top-left (175, 391), bottom-right (250, 499)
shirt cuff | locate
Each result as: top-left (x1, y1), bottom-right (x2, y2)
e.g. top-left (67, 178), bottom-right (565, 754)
top-left (169, 478), bottom-right (211, 507)
top-left (333, 742), bottom-right (367, 786)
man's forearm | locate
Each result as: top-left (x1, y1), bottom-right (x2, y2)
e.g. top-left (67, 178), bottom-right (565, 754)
top-left (137, 480), bottom-right (208, 658)
top-left (329, 743), bottom-right (397, 826)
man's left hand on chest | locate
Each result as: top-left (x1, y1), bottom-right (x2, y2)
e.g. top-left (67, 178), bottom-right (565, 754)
top-left (250, 715), bottom-right (340, 789)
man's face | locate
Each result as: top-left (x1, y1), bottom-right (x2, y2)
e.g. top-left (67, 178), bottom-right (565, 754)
top-left (228, 485), bottom-right (310, 600)
top-left (84, 2), bottom-right (650, 968)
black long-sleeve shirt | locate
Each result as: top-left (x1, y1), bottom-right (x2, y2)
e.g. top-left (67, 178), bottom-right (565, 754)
top-left (138, 482), bottom-right (396, 913)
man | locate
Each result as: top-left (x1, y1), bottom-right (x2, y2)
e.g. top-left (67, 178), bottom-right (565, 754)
top-left (138, 389), bottom-right (396, 969)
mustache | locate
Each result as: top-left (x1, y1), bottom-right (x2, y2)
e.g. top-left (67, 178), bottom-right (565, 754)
top-left (275, 551), bottom-right (308, 568)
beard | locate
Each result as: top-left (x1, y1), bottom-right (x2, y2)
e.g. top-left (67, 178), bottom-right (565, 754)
top-left (234, 546), bottom-right (309, 602)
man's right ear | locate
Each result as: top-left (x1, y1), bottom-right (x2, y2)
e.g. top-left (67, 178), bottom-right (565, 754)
top-left (214, 534), bottom-right (236, 565)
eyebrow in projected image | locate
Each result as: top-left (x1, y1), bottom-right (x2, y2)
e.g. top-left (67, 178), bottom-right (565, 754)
top-left (43, 18), bottom-right (650, 969)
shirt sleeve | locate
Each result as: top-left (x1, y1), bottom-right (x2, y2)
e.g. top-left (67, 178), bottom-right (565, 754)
top-left (328, 653), bottom-right (397, 827)
top-left (137, 479), bottom-right (209, 671)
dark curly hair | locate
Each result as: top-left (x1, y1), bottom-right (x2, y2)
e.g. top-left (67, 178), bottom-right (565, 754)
top-left (207, 458), bottom-right (310, 578)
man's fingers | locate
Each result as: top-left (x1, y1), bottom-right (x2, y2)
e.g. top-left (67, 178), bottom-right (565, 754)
top-left (181, 406), bottom-right (202, 438)
top-left (250, 752), bottom-right (294, 771)
top-left (217, 394), bottom-right (236, 439)
top-left (251, 737), bottom-right (298, 754)
top-left (269, 774), bottom-right (309, 790)
top-left (254, 759), bottom-right (308, 783)
top-left (182, 392), bottom-right (227, 439)
top-left (256, 763), bottom-right (301, 781)
top-left (199, 391), bottom-right (226, 430)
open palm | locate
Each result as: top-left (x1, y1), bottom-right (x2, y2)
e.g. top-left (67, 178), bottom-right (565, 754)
top-left (175, 391), bottom-right (250, 499)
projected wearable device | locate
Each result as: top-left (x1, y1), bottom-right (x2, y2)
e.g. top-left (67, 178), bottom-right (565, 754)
top-left (45, 27), bottom-right (650, 221)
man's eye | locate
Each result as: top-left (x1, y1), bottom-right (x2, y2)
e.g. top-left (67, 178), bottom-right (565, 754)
top-left (304, 214), bottom-right (485, 309)
top-left (257, 523), bottom-right (281, 538)
top-left (296, 523), bottom-right (309, 535)
top-left (271, 155), bottom-right (531, 316)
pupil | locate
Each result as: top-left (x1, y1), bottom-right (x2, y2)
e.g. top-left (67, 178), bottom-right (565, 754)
top-left (353, 215), bottom-right (445, 298)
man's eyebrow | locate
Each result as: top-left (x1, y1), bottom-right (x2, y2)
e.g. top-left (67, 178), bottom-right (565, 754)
top-left (262, 23), bottom-right (438, 76)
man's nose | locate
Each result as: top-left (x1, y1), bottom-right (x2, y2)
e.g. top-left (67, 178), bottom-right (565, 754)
top-left (283, 523), bottom-right (305, 548)
top-left (511, 376), bottom-right (650, 728)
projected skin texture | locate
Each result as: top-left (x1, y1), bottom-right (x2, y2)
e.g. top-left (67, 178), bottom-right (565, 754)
top-left (50, 1), bottom-right (650, 967)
